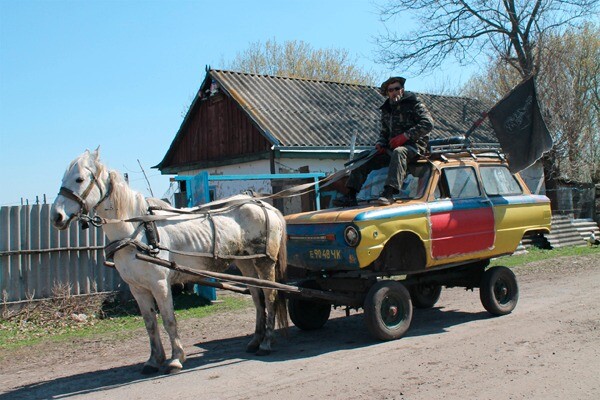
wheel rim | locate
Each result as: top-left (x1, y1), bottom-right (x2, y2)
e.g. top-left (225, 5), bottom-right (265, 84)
top-left (494, 278), bottom-right (511, 305)
top-left (380, 294), bottom-right (405, 328)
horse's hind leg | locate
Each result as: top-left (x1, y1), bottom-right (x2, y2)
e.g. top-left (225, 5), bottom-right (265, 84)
top-left (129, 285), bottom-right (166, 374)
top-left (254, 259), bottom-right (278, 356)
top-left (152, 280), bottom-right (185, 373)
top-left (236, 260), bottom-right (266, 353)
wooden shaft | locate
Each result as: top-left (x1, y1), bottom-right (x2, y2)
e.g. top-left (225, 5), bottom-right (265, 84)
top-left (136, 253), bottom-right (301, 292)
top-left (106, 258), bottom-right (249, 294)
top-left (135, 253), bottom-right (360, 306)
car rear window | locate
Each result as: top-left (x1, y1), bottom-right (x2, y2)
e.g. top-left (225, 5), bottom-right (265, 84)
top-left (480, 165), bottom-right (523, 196)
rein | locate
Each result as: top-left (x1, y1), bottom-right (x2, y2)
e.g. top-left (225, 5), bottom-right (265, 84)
top-left (74, 149), bottom-right (378, 228)
top-left (63, 150), bottom-right (378, 263)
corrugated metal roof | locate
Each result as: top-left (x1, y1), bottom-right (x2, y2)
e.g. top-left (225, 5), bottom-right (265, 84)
top-left (209, 69), bottom-right (496, 147)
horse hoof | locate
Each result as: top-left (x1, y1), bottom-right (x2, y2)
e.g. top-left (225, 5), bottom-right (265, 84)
top-left (141, 365), bottom-right (160, 375)
top-left (246, 343), bottom-right (260, 353)
top-left (165, 359), bottom-right (183, 374)
top-left (166, 365), bottom-right (183, 374)
top-left (255, 348), bottom-right (271, 356)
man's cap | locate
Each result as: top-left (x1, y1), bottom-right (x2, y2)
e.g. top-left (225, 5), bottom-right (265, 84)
top-left (380, 76), bottom-right (406, 95)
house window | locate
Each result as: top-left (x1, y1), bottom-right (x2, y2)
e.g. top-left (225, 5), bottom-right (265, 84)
top-left (480, 165), bottom-right (523, 196)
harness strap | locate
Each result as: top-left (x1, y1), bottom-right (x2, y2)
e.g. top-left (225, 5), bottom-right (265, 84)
top-left (207, 212), bottom-right (217, 259)
top-left (165, 247), bottom-right (275, 261)
top-left (256, 199), bottom-right (272, 259)
top-left (141, 149), bottom-right (379, 220)
top-left (104, 238), bottom-right (157, 261)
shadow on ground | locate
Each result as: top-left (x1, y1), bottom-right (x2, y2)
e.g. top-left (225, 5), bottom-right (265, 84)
top-left (1, 306), bottom-right (489, 400)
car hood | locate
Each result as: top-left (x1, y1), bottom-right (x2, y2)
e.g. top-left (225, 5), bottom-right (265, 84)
top-left (285, 200), bottom-right (426, 224)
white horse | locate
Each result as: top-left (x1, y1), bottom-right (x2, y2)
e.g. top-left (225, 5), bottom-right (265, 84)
top-left (51, 148), bottom-right (288, 374)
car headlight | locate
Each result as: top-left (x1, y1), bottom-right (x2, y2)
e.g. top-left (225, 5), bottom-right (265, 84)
top-left (344, 225), bottom-right (361, 247)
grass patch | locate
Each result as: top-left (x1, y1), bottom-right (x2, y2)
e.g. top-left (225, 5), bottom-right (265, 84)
top-left (0, 289), bottom-right (252, 351)
top-left (491, 245), bottom-right (599, 268)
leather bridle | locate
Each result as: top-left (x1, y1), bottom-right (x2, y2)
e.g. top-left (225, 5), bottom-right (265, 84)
top-left (58, 165), bottom-right (111, 229)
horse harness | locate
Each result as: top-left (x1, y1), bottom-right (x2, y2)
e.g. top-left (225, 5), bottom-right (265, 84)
top-left (103, 198), bottom-right (276, 263)
top-left (69, 150), bottom-right (384, 264)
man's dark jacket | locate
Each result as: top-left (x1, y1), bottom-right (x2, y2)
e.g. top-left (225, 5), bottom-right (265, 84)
top-left (376, 91), bottom-right (434, 154)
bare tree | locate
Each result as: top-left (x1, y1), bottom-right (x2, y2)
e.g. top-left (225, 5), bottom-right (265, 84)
top-left (227, 39), bottom-right (376, 85)
top-left (462, 23), bottom-right (600, 183)
top-left (376, 0), bottom-right (598, 78)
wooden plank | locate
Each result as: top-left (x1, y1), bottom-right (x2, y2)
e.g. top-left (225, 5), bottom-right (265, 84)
top-left (20, 205), bottom-right (31, 299)
top-left (69, 221), bottom-right (79, 294)
top-left (58, 219), bottom-right (70, 290)
top-left (30, 205), bottom-right (41, 299)
top-left (0, 206), bottom-right (10, 299)
top-left (49, 207), bottom-right (61, 297)
top-left (10, 206), bottom-right (22, 301)
top-left (79, 220), bottom-right (90, 294)
top-left (40, 204), bottom-right (52, 298)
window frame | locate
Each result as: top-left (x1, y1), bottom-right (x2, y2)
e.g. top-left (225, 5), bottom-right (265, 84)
top-left (434, 166), bottom-right (483, 200)
top-left (479, 165), bottom-right (524, 196)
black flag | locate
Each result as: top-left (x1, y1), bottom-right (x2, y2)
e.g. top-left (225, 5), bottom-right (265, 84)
top-left (488, 76), bottom-right (553, 173)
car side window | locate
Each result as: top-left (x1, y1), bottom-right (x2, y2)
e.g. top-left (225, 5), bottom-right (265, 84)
top-left (439, 167), bottom-right (481, 199)
top-left (480, 165), bottom-right (523, 196)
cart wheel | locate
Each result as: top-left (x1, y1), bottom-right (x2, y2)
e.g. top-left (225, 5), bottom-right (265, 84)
top-left (409, 283), bottom-right (442, 309)
top-left (364, 281), bottom-right (413, 341)
top-left (288, 280), bottom-right (331, 331)
top-left (480, 266), bottom-right (519, 315)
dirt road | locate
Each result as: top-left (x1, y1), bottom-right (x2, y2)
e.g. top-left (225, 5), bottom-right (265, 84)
top-left (1, 254), bottom-right (599, 400)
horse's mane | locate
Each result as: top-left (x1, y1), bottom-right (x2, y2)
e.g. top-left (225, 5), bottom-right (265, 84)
top-left (104, 168), bottom-right (149, 220)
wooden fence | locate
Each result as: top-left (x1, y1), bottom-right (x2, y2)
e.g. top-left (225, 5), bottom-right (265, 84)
top-left (0, 204), bottom-right (125, 303)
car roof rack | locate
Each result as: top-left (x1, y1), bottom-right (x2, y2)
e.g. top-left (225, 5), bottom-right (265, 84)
top-left (427, 136), bottom-right (504, 162)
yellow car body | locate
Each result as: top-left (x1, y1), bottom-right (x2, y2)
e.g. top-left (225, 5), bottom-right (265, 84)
top-left (286, 156), bottom-right (551, 273)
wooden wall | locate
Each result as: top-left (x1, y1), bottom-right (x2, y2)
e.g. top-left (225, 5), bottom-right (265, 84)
top-left (168, 93), bottom-right (271, 167)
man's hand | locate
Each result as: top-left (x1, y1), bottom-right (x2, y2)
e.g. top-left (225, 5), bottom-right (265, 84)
top-left (389, 133), bottom-right (408, 149)
top-left (375, 144), bottom-right (386, 155)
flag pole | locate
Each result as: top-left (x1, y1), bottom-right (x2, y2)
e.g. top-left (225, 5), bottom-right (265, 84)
top-left (464, 111), bottom-right (489, 139)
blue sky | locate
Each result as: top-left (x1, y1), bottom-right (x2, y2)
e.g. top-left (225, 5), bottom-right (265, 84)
top-left (0, 0), bottom-right (475, 206)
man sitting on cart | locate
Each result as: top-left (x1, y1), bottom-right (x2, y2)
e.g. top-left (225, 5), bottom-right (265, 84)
top-left (335, 76), bottom-right (434, 206)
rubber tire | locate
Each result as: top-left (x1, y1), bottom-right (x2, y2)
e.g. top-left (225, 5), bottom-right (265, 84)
top-left (364, 281), bottom-right (413, 341)
top-left (480, 266), bottom-right (519, 315)
top-left (409, 283), bottom-right (442, 309)
top-left (288, 280), bottom-right (331, 331)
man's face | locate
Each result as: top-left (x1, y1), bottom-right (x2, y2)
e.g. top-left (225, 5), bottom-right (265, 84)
top-left (387, 82), bottom-right (404, 103)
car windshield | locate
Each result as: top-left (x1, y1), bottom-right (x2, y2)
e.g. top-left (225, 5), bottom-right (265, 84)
top-left (356, 163), bottom-right (432, 201)
top-left (398, 163), bottom-right (432, 199)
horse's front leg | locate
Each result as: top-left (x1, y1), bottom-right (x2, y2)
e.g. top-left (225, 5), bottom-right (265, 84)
top-left (129, 285), bottom-right (166, 374)
top-left (152, 280), bottom-right (185, 373)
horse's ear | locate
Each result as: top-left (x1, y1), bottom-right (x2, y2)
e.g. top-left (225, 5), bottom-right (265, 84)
top-left (92, 146), bottom-right (101, 161)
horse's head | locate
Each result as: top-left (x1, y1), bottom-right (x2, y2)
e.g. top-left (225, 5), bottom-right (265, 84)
top-left (51, 148), bottom-right (110, 230)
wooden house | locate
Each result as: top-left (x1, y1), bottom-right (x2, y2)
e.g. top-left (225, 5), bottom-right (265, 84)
top-left (155, 69), bottom-right (497, 212)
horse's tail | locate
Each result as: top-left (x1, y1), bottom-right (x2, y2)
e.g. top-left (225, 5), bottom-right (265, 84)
top-left (275, 215), bottom-right (289, 331)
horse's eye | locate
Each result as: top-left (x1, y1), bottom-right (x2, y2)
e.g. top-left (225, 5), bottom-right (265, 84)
top-left (76, 177), bottom-right (84, 183)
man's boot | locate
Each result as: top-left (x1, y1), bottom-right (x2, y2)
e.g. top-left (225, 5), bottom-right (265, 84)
top-left (375, 186), bottom-right (398, 206)
top-left (333, 190), bottom-right (358, 207)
